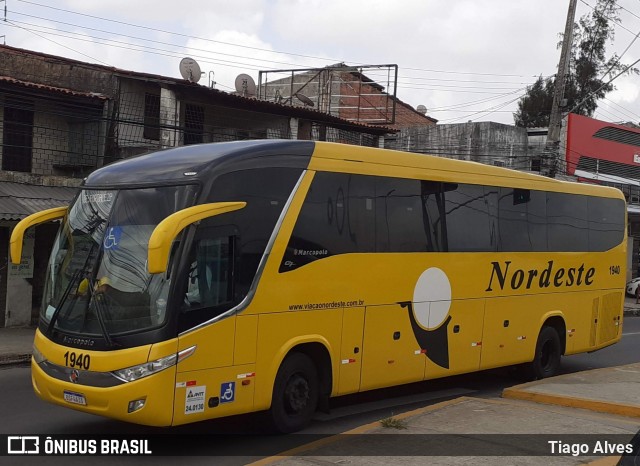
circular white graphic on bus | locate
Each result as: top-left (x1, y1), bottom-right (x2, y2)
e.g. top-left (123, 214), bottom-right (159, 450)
top-left (412, 267), bottom-right (452, 330)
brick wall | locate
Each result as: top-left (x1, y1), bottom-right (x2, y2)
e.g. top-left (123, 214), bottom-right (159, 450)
top-left (32, 106), bottom-right (69, 176)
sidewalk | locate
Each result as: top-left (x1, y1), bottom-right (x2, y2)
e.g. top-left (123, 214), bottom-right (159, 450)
top-left (624, 295), bottom-right (640, 316)
top-left (0, 326), bottom-right (34, 365)
top-left (252, 365), bottom-right (640, 465)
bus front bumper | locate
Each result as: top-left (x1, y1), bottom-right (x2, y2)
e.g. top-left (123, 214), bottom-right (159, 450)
top-left (31, 358), bottom-right (176, 426)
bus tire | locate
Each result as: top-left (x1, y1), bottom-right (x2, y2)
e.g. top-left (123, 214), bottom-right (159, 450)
top-left (528, 326), bottom-right (562, 380)
top-left (269, 352), bottom-right (318, 433)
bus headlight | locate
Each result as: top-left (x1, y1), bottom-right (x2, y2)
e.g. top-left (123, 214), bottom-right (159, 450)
top-left (32, 345), bottom-right (46, 364)
top-left (112, 346), bottom-right (196, 383)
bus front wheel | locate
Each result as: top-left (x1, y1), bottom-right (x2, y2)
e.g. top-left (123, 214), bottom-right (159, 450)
top-left (529, 326), bottom-right (562, 380)
top-left (269, 352), bottom-right (318, 433)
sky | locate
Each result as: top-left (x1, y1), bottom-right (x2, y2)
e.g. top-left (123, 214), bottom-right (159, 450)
top-left (0, 0), bottom-right (639, 126)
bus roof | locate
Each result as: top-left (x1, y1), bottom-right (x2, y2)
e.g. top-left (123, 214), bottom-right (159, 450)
top-left (310, 141), bottom-right (625, 199)
top-left (84, 140), bottom-right (314, 187)
top-left (83, 140), bottom-right (624, 200)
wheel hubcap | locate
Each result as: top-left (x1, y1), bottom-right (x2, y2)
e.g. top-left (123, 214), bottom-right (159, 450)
top-left (284, 374), bottom-right (309, 415)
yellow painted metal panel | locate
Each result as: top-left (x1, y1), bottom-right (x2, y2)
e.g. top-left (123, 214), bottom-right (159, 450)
top-left (426, 298), bottom-right (484, 380)
top-left (177, 316), bottom-right (236, 372)
top-left (34, 328), bottom-right (151, 372)
top-left (10, 206), bottom-right (67, 264)
top-left (337, 306), bottom-right (364, 395)
top-left (31, 352), bottom-right (176, 427)
top-left (590, 298), bottom-right (599, 347)
top-left (253, 310), bottom-right (341, 411)
top-left (310, 141), bottom-right (626, 199)
top-left (598, 292), bottom-right (623, 344)
top-left (234, 315), bottom-right (258, 365)
top-left (172, 364), bottom-right (256, 426)
top-left (360, 304), bottom-right (426, 391)
top-left (147, 201), bottom-right (246, 274)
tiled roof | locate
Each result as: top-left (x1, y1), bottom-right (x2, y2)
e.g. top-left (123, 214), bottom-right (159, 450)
top-left (0, 75), bottom-right (107, 100)
top-left (0, 182), bottom-right (77, 220)
top-left (0, 45), bottom-right (392, 134)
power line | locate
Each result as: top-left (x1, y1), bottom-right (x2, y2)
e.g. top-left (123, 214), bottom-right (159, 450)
top-left (4, 18), bottom-right (109, 66)
top-left (9, 0), bottom-right (550, 81)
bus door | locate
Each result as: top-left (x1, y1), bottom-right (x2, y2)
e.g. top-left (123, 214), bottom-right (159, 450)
top-left (360, 304), bottom-right (426, 391)
top-left (171, 227), bottom-right (253, 424)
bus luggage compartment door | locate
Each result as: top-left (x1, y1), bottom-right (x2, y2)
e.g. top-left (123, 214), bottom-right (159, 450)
top-left (597, 292), bottom-right (622, 345)
top-left (337, 306), bottom-right (364, 395)
top-left (360, 304), bottom-right (425, 391)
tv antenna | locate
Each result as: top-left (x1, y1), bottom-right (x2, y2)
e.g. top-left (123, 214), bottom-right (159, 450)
top-left (234, 73), bottom-right (256, 97)
top-left (294, 93), bottom-right (314, 107)
top-left (179, 57), bottom-right (202, 83)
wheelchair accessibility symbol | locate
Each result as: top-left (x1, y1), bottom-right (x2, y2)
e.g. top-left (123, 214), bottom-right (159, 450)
top-left (220, 382), bottom-right (235, 404)
top-left (103, 226), bottom-right (122, 250)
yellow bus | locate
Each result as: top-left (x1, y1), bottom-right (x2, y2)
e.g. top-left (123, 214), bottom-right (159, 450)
top-left (11, 140), bottom-right (626, 432)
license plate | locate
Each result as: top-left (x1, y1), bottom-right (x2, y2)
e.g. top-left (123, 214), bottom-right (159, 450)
top-left (63, 390), bottom-right (86, 406)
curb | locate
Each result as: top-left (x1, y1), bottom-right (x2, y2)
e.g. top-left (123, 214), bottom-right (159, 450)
top-left (502, 364), bottom-right (640, 419)
top-left (0, 353), bottom-right (31, 367)
top-left (503, 386), bottom-right (640, 418)
top-left (623, 308), bottom-right (640, 316)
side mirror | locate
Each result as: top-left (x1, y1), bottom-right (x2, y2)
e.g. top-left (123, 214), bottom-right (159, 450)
top-left (10, 206), bottom-right (68, 264)
top-left (147, 201), bottom-right (246, 274)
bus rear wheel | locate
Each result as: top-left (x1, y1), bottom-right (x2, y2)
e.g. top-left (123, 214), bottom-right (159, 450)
top-left (528, 326), bottom-right (562, 380)
top-left (269, 352), bottom-right (318, 433)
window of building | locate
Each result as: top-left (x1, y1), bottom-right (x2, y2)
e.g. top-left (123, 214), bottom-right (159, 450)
top-left (143, 93), bottom-right (160, 141)
top-left (184, 104), bottom-right (205, 145)
top-left (2, 97), bottom-right (34, 172)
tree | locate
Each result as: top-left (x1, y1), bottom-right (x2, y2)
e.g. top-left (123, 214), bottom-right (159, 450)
top-left (514, 0), bottom-right (636, 127)
top-left (513, 76), bottom-right (555, 127)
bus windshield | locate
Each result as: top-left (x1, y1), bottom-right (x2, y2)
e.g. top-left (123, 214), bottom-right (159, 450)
top-left (41, 185), bottom-right (196, 337)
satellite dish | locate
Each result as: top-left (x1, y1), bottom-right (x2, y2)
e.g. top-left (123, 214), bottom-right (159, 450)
top-left (179, 57), bottom-right (202, 83)
top-left (416, 104), bottom-right (427, 115)
top-left (295, 93), bottom-right (314, 107)
top-left (234, 74), bottom-right (256, 97)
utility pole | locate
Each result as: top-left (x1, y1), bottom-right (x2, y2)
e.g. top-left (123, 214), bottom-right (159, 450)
top-left (544, 0), bottom-right (578, 178)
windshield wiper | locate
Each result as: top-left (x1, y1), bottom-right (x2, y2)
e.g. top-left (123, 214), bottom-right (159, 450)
top-left (46, 239), bottom-right (100, 339)
top-left (87, 277), bottom-right (116, 348)
top-left (46, 270), bottom-right (82, 337)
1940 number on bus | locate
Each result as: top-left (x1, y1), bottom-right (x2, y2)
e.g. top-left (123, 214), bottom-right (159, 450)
top-left (609, 265), bottom-right (621, 275)
top-left (63, 351), bottom-right (91, 370)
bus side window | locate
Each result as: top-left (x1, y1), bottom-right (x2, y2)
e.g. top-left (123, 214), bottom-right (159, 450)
top-left (179, 235), bottom-right (235, 330)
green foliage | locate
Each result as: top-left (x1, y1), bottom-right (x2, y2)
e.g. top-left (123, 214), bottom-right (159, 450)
top-left (380, 416), bottom-right (408, 429)
top-left (514, 0), bottom-right (638, 127)
top-left (513, 76), bottom-right (555, 127)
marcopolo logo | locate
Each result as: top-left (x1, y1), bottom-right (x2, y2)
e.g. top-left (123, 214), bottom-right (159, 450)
top-left (8, 436), bottom-right (40, 454)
